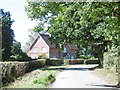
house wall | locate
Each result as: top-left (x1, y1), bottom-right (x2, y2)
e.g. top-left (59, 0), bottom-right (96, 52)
top-left (28, 36), bottom-right (50, 59)
top-left (69, 49), bottom-right (77, 59)
top-left (50, 48), bottom-right (60, 59)
top-left (64, 45), bottom-right (77, 59)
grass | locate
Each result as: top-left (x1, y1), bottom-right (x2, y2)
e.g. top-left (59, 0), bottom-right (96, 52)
top-left (3, 65), bottom-right (69, 88)
top-left (94, 68), bottom-right (118, 85)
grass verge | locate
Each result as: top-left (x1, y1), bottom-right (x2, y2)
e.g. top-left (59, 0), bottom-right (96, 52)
top-left (3, 65), bottom-right (69, 88)
top-left (94, 68), bottom-right (118, 85)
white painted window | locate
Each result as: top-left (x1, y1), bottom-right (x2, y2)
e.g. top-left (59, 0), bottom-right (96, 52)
top-left (33, 47), bottom-right (37, 53)
top-left (41, 47), bottom-right (47, 53)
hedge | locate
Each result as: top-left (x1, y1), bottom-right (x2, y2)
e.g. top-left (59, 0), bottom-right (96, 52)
top-left (0, 62), bottom-right (29, 86)
top-left (29, 59), bottom-right (46, 69)
top-left (86, 59), bottom-right (100, 64)
top-left (64, 59), bottom-right (99, 65)
top-left (0, 59), bottom-right (46, 86)
top-left (46, 59), bottom-right (62, 66)
top-left (0, 58), bottom-right (99, 86)
top-left (64, 59), bottom-right (84, 65)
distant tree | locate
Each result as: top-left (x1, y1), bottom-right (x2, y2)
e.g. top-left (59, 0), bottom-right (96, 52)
top-left (23, 29), bottom-right (38, 53)
top-left (0, 9), bottom-right (14, 61)
top-left (10, 40), bottom-right (31, 60)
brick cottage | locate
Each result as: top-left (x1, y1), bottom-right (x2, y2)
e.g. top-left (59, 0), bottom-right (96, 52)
top-left (28, 33), bottom-right (78, 59)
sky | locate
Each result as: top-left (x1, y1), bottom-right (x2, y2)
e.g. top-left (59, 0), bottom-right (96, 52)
top-left (0, 0), bottom-right (38, 47)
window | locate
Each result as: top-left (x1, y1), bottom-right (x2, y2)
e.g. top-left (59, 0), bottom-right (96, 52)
top-left (63, 47), bottom-right (68, 53)
top-left (33, 47), bottom-right (37, 53)
top-left (41, 47), bottom-right (47, 53)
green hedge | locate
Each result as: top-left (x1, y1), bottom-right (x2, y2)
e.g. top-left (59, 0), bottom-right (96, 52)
top-left (64, 59), bottom-right (84, 65)
top-left (64, 59), bottom-right (99, 65)
top-left (86, 60), bottom-right (99, 64)
top-left (29, 59), bottom-right (46, 70)
top-left (46, 59), bottom-right (62, 66)
top-left (0, 62), bottom-right (29, 86)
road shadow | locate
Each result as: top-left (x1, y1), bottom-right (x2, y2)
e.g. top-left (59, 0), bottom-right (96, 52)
top-left (89, 84), bottom-right (117, 88)
top-left (42, 67), bottom-right (96, 71)
top-left (63, 67), bottom-right (95, 71)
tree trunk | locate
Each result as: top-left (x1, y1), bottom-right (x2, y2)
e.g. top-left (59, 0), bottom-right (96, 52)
top-left (98, 52), bottom-right (104, 68)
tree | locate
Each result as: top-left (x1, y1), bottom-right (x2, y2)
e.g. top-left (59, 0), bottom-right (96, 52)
top-left (23, 29), bottom-right (38, 53)
top-left (25, 2), bottom-right (119, 67)
top-left (10, 40), bottom-right (31, 60)
top-left (25, 1), bottom-right (120, 86)
top-left (0, 9), bottom-right (14, 61)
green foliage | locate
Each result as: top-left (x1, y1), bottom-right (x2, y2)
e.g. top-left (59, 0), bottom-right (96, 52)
top-left (103, 46), bottom-right (118, 70)
top-left (10, 40), bottom-right (31, 60)
top-left (38, 54), bottom-right (46, 59)
top-left (33, 72), bottom-right (55, 85)
top-left (23, 30), bottom-right (38, 53)
top-left (0, 9), bottom-right (14, 61)
top-left (49, 59), bottom-right (62, 66)
top-left (64, 59), bottom-right (99, 65)
top-left (25, 2), bottom-right (120, 68)
top-left (29, 59), bottom-right (46, 70)
top-left (46, 59), bottom-right (62, 66)
top-left (64, 59), bottom-right (84, 65)
top-left (36, 59), bottom-right (46, 67)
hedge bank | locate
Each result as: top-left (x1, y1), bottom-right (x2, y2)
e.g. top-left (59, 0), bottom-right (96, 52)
top-left (0, 58), bottom-right (98, 86)
top-left (0, 59), bottom-right (46, 86)
top-left (64, 59), bottom-right (99, 65)
top-left (46, 59), bottom-right (63, 66)
top-left (0, 61), bottom-right (29, 86)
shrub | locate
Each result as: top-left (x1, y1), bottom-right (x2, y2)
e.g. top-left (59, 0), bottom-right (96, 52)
top-left (38, 53), bottom-right (46, 59)
top-left (49, 59), bottom-right (62, 66)
top-left (64, 59), bottom-right (99, 65)
top-left (64, 59), bottom-right (84, 65)
top-left (29, 59), bottom-right (46, 69)
top-left (86, 59), bottom-right (99, 64)
top-left (33, 73), bottom-right (54, 85)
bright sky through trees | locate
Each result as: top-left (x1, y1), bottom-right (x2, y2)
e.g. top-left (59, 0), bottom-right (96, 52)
top-left (0, 0), bottom-right (38, 47)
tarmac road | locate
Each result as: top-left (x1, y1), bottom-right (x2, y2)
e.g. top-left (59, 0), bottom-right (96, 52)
top-left (50, 64), bottom-right (117, 88)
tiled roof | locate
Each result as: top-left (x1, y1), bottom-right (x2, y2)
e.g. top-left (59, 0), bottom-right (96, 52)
top-left (39, 33), bottom-right (56, 48)
top-left (30, 33), bottom-right (78, 50)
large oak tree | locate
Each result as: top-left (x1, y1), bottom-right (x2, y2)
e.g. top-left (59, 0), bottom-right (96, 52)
top-left (25, 1), bottom-right (120, 86)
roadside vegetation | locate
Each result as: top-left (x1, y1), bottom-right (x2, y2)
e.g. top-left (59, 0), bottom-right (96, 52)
top-left (3, 65), bottom-right (69, 88)
top-left (95, 68), bottom-right (118, 85)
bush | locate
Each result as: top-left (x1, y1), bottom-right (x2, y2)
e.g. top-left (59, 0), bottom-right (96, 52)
top-left (64, 59), bottom-right (99, 65)
top-left (33, 73), bottom-right (55, 85)
top-left (29, 59), bottom-right (46, 69)
top-left (10, 53), bottom-right (31, 61)
top-left (86, 59), bottom-right (99, 64)
top-left (64, 59), bottom-right (84, 65)
top-left (38, 53), bottom-right (46, 59)
top-left (50, 59), bottom-right (62, 66)
top-left (46, 59), bottom-right (62, 66)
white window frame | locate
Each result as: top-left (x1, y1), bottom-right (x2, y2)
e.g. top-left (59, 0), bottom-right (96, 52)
top-left (41, 47), bottom-right (47, 53)
top-left (33, 47), bottom-right (37, 53)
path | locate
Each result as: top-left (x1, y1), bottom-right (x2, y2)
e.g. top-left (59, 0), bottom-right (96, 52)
top-left (50, 64), bottom-right (117, 88)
